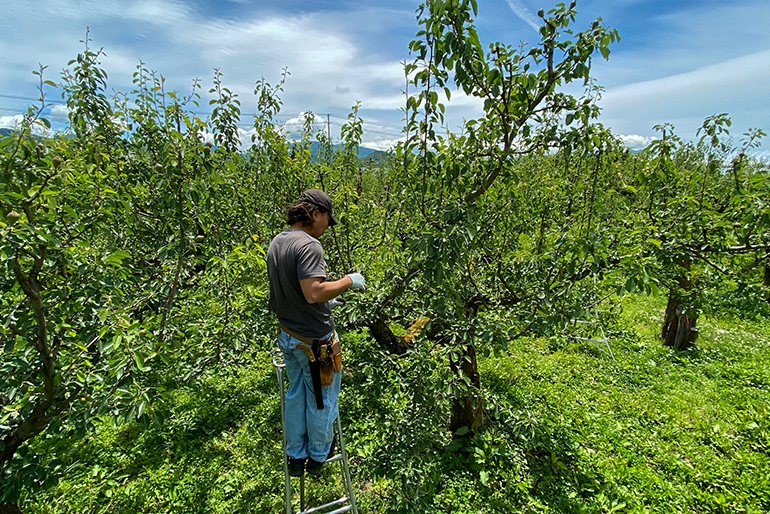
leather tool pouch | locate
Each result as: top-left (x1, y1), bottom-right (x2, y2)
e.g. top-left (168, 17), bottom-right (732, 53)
top-left (314, 338), bottom-right (342, 388)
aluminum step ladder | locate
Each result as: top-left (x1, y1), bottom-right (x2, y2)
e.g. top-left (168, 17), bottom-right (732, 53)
top-left (565, 276), bottom-right (616, 361)
top-left (272, 350), bottom-right (359, 514)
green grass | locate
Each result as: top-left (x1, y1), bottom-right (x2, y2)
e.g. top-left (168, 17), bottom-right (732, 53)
top-left (21, 295), bottom-right (770, 513)
top-left (475, 294), bottom-right (770, 513)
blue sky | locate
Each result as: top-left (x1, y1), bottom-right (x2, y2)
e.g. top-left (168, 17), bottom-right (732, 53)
top-left (1, 0), bottom-right (768, 153)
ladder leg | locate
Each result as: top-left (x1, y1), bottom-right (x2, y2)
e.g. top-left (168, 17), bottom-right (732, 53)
top-left (300, 474), bottom-right (306, 512)
top-left (274, 356), bottom-right (294, 514)
top-left (336, 416), bottom-right (358, 514)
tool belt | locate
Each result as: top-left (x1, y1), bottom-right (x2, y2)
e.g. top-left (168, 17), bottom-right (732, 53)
top-left (279, 324), bottom-right (341, 410)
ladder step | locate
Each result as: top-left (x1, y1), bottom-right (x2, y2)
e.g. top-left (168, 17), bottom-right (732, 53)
top-left (325, 453), bottom-right (342, 464)
top-left (324, 507), bottom-right (352, 514)
top-left (298, 497), bottom-right (350, 514)
top-left (569, 336), bottom-right (608, 342)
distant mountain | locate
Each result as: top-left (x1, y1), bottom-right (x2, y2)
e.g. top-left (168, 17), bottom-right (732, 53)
top-left (360, 150), bottom-right (389, 164)
top-left (754, 150), bottom-right (770, 164)
top-left (289, 141), bottom-right (381, 162)
top-left (0, 127), bottom-right (45, 142)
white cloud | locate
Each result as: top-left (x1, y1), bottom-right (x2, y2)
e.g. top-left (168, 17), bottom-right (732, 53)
top-left (617, 134), bottom-right (654, 150)
top-left (603, 49), bottom-right (770, 103)
top-left (591, 0), bottom-right (770, 88)
top-left (45, 0), bottom-right (192, 27)
top-left (196, 18), bottom-right (356, 76)
top-left (2, 0), bottom-right (766, 150)
top-left (358, 94), bottom-right (405, 111)
top-left (361, 137), bottom-right (404, 152)
top-left (0, 115), bottom-right (25, 129)
top-left (50, 104), bottom-right (71, 117)
top-left (237, 127), bottom-right (259, 147)
top-left (598, 48), bottom-right (770, 140)
top-left (0, 0), bottom-right (417, 143)
top-left (285, 112), bottom-right (321, 127)
top-left (0, 114), bottom-right (52, 136)
top-left (505, 0), bottom-right (541, 32)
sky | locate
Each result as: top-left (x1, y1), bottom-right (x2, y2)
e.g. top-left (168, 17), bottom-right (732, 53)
top-left (1, 0), bottom-right (768, 153)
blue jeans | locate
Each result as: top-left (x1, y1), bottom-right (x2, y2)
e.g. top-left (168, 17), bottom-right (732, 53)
top-left (278, 329), bottom-right (341, 462)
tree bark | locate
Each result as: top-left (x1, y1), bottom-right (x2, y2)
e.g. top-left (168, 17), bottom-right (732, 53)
top-left (2, 257), bottom-right (57, 467)
top-left (661, 259), bottom-right (697, 350)
top-left (367, 318), bottom-right (408, 355)
top-left (449, 343), bottom-right (483, 434)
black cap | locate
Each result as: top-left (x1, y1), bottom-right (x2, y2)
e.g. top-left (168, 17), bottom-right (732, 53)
top-left (297, 188), bottom-right (338, 226)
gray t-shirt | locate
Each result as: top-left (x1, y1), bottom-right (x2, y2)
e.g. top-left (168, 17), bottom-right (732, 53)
top-left (266, 228), bottom-right (334, 338)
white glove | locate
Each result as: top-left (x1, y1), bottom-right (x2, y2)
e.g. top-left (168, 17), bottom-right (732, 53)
top-left (346, 272), bottom-right (366, 291)
top-left (328, 297), bottom-right (345, 309)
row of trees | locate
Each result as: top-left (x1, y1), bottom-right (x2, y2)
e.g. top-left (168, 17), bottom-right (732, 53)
top-left (1, 0), bottom-right (768, 504)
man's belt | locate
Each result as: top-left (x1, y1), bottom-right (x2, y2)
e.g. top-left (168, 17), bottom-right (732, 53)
top-left (279, 323), bottom-right (335, 410)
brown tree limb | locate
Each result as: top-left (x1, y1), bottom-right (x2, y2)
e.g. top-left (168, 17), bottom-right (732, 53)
top-left (159, 251), bottom-right (184, 340)
top-left (3, 257), bottom-right (57, 467)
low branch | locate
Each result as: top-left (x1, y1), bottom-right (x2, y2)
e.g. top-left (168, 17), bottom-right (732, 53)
top-left (683, 242), bottom-right (770, 255)
top-left (159, 251), bottom-right (184, 340)
top-left (692, 249), bottom-right (729, 275)
top-left (741, 252), bottom-right (770, 275)
top-left (6, 322), bottom-right (24, 338)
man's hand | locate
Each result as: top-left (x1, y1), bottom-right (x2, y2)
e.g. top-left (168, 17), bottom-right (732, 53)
top-left (328, 297), bottom-right (345, 309)
top-left (346, 273), bottom-right (366, 291)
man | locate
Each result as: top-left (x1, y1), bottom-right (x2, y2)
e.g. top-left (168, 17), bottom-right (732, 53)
top-left (267, 188), bottom-right (365, 477)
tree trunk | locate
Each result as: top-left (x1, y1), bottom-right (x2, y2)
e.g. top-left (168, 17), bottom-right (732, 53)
top-left (449, 343), bottom-right (483, 434)
top-left (661, 259), bottom-right (697, 350)
top-left (3, 258), bottom-right (57, 467)
top-left (367, 318), bottom-right (408, 355)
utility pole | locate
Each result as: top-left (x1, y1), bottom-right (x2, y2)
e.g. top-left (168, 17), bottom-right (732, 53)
top-left (327, 114), bottom-right (331, 143)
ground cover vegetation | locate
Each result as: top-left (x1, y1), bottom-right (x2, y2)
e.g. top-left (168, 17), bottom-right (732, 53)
top-left (1, 1), bottom-right (769, 512)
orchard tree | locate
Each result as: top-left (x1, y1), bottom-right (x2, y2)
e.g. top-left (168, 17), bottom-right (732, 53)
top-left (354, 0), bottom-right (620, 433)
top-left (0, 38), bottom-right (277, 500)
top-left (626, 118), bottom-right (769, 349)
top-left (0, 56), bottom-right (149, 499)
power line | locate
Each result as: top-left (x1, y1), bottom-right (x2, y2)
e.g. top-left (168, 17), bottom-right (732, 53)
top-left (0, 93), bottom-right (66, 105)
top-left (0, 107), bottom-right (67, 119)
top-left (1, 93), bottom-right (403, 130)
top-left (0, 96), bottom-right (405, 140)
top-left (327, 121), bottom-right (402, 139)
top-left (328, 112), bottom-right (403, 130)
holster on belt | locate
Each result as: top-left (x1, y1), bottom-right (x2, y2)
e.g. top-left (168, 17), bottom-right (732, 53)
top-left (279, 324), bottom-right (341, 410)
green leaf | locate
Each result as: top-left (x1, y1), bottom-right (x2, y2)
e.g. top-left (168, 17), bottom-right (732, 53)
top-left (647, 238), bottom-right (662, 247)
top-left (134, 351), bottom-right (148, 371)
top-left (445, 439), bottom-right (462, 453)
top-left (105, 250), bottom-right (130, 266)
top-left (137, 400), bottom-right (146, 418)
